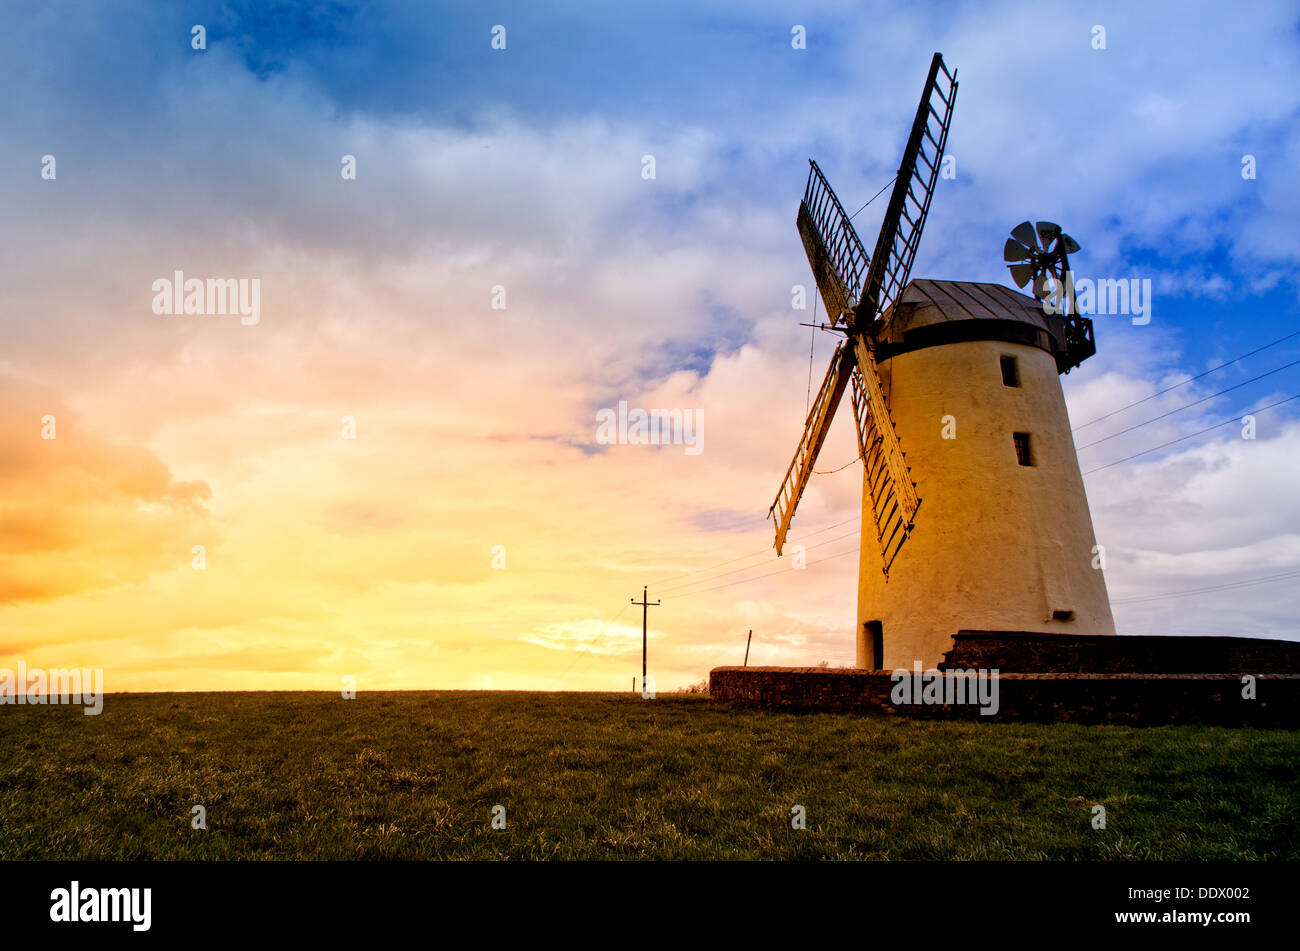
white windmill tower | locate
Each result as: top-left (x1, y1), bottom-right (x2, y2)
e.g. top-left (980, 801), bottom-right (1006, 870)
top-left (770, 53), bottom-right (1115, 670)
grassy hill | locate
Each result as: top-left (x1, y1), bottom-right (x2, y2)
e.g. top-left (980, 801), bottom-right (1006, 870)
top-left (2, 691), bottom-right (1296, 860)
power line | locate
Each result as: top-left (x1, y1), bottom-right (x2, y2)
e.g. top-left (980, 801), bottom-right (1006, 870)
top-left (1111, 567), bottom-right (1300, 605)
top-left (697, 543), bottom-right (861, 595)
top-left (648, 516), bottom-right (859, 592)
top-left (654, 361), bottom-right (1299, 600)
top-left (659, 378), bottom-right (1298, 598)
top-left (685, 559), bottom-right (1300, 671)
top-left (560, 602), bottom-right (630, 675)
top-left (565, 542), bottom-right (863, 681)
top-left (599, 333), bottom-right (1300, 663)
top-left (673, 543), bottom-right (862, 599)
top-left (657, 522), bottom-right (860, 594)
top-left (1073, 328), bottom-right (1300, 431)
top-left (1075, 357), bottom-right (1300, 451)
top-left (1083, 393), bottom-right (1300, 474)
top-left (670, 560), bottom-right (1300, 679)
top-left (658, 528), bottom-right (862, 595)
top-left (788, 347), bottom-right (1300, 483)
top-left (638, 516), bottom-right (770, 587)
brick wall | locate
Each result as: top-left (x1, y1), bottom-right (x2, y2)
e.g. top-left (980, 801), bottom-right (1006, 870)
top-left (708, 666), bottom-right (1300, 726)
top-left (944, 631), bottom-right (1300, 674)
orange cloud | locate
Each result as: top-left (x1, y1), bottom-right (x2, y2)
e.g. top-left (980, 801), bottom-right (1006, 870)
top-left (0, 375), bottom-right (211, 607)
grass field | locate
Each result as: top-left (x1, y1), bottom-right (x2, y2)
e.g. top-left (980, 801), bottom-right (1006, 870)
top-left (2, 691), bottom-right (1297, 860)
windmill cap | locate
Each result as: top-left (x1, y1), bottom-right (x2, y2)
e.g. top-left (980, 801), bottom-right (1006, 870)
top-left (873, 279), bottom-right (1092, 374)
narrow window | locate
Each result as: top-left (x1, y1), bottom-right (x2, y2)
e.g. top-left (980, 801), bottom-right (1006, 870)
top-left (1013, 432), bottom-right (1033, 466)
top-left (1000, 355), bottom-right (1019, 387)
top-left (1052, 610), bottom-right (1075, 622)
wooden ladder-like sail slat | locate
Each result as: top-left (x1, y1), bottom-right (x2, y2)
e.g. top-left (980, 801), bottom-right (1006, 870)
top-left (857, 52), bottom-right (958, 327)
top-left (797, 160), bottom-right (870, 325)
top-left (768, 343), bottom-right (855, 555)
top-left (849, 341), bottom-right (920, 576)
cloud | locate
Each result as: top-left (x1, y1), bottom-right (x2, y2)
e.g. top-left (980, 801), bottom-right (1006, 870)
top-left (523, 619), bottom-right (650, 656)
top-left (0, 375), bottom-right (211, 606)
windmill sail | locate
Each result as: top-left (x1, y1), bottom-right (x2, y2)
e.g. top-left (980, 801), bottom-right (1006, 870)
top-left (849, 341), bottom-right (919, 576)
top-left (796, 161), bottom-right (869, 325)
top-left (775, 165), bottom-right (867, 554)
top-left (771, 52), bottom-right (955, 568)
top-left (769, 342), bottom-right (854, 555)
top-left (858, 52), bottom-right (958, 326)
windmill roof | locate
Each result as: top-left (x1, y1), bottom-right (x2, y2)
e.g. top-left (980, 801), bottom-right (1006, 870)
top-left (874, 278), bottom-right (1077, 370)
top-left (885, 279), bottom-right (1049, 330)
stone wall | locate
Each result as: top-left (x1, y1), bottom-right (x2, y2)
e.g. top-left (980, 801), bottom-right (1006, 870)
top-left (944, 631), bottom-right (1300, 674)
top-left (708, 666), bottom-right (1300, 726)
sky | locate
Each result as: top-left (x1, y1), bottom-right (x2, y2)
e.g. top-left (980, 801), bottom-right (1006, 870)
top-left (1, 0), bottom-right (1298, 692)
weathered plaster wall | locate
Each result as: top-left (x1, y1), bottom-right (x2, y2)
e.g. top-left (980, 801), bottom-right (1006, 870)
top-left (857, 340), bottom-right (1115, 669)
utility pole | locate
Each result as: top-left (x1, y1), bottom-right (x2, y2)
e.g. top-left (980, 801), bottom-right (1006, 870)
top-left (744, 629), bottom-right (753, 666)
top-left (631, 585), bottom-right (660, 695)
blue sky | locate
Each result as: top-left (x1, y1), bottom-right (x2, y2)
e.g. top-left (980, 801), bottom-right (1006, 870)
top-left (151, 0), bottom-right (1300, 371)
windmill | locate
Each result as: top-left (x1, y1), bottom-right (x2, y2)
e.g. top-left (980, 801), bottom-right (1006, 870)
top-left (771, 53), bottom-right (1115, 670)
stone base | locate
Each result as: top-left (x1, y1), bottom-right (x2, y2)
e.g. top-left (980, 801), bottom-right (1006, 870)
top-left (945, 630), bottom-right (1300, 674)
top-left (709, 633), bottom-right (1300, 725)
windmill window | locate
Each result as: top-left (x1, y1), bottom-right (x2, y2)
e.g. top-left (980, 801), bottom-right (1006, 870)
top-left (1052, 610), bottom-right (1075, 622)
top-left (1013, 432), bottom-right (1033, 467)
top-left (1000, 355), bottom-right (1019, 387)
